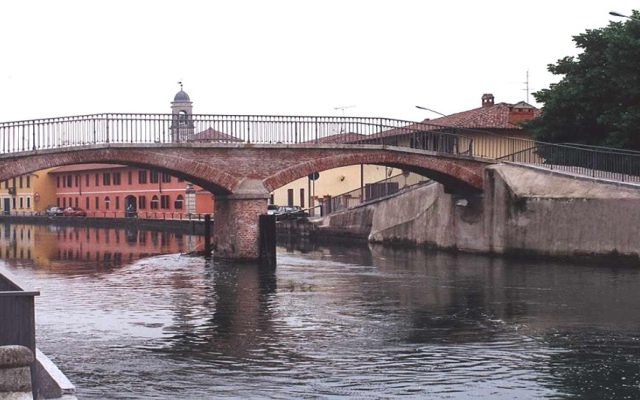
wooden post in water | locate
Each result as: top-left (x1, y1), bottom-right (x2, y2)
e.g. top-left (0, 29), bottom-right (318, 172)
top-left (204, 214), bottom-right (212, 256)
top-left (259, 214), bottom-right (276, 268)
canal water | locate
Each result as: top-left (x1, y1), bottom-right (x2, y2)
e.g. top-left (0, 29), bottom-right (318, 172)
top-left (2, 223), bottom-right (640, 399)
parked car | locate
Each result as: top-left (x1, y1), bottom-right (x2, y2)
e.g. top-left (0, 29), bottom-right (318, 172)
top-left (45, 205), bottom-right (64, 217)
top-left (275, 205), bottom-right (309, 221)
top-left (63, 206), bottom-right (87, 217)
top-left (267, 204), bottom-right (279, 215)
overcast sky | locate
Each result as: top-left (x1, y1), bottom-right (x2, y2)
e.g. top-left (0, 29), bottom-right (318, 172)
top-left (1, 1), bottom-right (637, 122)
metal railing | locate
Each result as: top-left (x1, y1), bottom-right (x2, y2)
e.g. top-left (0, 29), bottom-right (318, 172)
top-left (3, 210), bottom-right (212, 220)
top-left (0, 113), bottom-right (473, 156)
top-left (2, 113), bottom-right (640, 184)
top-left (322, 173), bottom-right (432, 215)
top-left (497, 141), bottom-right (640, 183)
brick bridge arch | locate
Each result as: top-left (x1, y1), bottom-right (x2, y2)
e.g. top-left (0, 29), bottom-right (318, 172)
top-left (263, 147), bottom-right (490, 195)
top-left (0, 143), bottom-right (493, 260)
top-left (0, 144), bottom-right (491, 194)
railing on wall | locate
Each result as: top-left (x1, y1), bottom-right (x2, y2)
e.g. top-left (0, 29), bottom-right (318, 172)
top-left (497, 141), bottom-right (640, 183)
top-left (322, 173), bottom-right (432, 216)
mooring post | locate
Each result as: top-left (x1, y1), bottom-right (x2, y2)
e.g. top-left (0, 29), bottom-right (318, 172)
top-left (259, 214), bottom-right (277, 268)
top-left (204, 214), bottom-right (212, 255)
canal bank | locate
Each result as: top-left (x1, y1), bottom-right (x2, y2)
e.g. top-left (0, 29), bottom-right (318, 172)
top-left (0, 215), bottom-right (213, 236)
top-left (314, 163), bottom-right (640, 265)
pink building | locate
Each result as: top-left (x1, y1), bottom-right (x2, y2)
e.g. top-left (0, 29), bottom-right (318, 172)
top-left (49, 163), bottom-right (214, 218)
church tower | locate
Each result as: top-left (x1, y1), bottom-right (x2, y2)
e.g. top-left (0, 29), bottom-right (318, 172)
top-left (170, 82), bottom-right (194, 142)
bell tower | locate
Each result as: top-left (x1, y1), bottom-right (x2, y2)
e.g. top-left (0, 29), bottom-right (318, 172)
top-left (170, 82), bottom-right (194, 142)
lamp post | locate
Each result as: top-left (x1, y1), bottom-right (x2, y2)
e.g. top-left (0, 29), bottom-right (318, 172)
top-left (415, 105), bottom-right (447, 117)
top-left (609, 11), bottom-right (640, 21)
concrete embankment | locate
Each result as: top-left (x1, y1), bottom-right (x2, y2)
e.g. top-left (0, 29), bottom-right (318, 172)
top-left (314, 164), bottom-right (640, 264)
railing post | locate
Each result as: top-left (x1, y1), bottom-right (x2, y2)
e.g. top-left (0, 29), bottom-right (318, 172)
top-left (32, 121), bottom-right (36, 151)
top-left (105, 114), bottom-right (110, 144)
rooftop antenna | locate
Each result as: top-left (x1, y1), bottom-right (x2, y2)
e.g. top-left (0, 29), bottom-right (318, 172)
top-left (334, 105), bottom-right (356, 116)
top-left (524, 70), bottom-right (529, 103)
top-left (178, 80), bottom-right (183, 91)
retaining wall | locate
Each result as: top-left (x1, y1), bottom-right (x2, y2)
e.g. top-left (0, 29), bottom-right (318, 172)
top-left (315, 164), bottom-right (640, 263)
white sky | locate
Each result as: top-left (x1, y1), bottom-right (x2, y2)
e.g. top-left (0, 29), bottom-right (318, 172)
top-left (0, 1), bottom-right (637, 122)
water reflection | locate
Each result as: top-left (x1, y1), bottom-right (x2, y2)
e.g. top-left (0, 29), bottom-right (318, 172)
top-left (1, 224), bottom-right (640, 399)
top-left (0, 223), bottom-right (203, 273)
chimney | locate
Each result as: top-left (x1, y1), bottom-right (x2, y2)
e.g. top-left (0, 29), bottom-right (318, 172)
top-left (481, 93), bottom-right (494, 108)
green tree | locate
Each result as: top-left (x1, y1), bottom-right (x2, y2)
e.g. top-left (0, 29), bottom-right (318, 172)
top-left (525, 11), bottom-right (640, 150)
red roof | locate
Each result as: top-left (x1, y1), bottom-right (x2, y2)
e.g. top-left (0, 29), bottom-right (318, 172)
top-left (190, 127), bottom-right (243, 142)
top-left (49, 163), bottom-right (128, 173)
top-left (424, 101), bottom-right (540, 130)
top-left (303, 132), bottom-right (368, 144)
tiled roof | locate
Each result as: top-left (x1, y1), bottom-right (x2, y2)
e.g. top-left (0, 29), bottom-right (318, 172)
top-left (190, 127), bottom-right (244, 142)
top-left (302, 132), bottom-right (368, 144)
top-left (424, 101), bottom-right (540, 130)
top-left (49, 163), bottom-right (128, 173)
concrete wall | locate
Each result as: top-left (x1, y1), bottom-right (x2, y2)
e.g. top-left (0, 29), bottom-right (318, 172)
top-left (316, 164), bottom-right (640, 262)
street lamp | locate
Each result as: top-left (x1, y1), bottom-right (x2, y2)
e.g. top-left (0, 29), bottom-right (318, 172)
top-left (415, 105), bottom-right (447, 117)
top-left (609, 11), bottom-right (640, 21)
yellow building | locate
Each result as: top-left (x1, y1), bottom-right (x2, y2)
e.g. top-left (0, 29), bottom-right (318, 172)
top-left (271, 93), bottom-right (539, 213)
top-left (0, 167), bottom-right (57, 214)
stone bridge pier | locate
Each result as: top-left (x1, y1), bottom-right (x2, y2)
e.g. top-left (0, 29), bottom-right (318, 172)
top-left (213, 179), bottom-right (270, 261)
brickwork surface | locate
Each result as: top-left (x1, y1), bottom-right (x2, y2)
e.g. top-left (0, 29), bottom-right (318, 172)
top-left (0, 144), bottom-right (491, 259)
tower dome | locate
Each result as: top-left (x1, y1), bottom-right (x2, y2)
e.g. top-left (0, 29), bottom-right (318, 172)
top-left (174, 90), bottom-right (190, 102)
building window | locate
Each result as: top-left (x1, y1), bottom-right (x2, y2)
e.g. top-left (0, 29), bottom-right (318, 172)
top-left (160, 195), bottom-right (170, 209)
top-left (105, 196), bottom-right (110, 210)
top-left (85, 197), bottom-right (90, 210)
top-left (150, 171), bottom-right (159, 184)
top-left (103, 173), bottom-right (111, 186)
top-left (75, 175), bottom-right (79, 187)
top-left (127, 171), bottom-right (132, 185)
top-left (95, 197), bottom-right (99, 209)
top-left (56, 177), bottom-right (60, 188)
top-left (26, 197), bottom-right (30, 209)
top-left (115, 196), bottom-right (120, 210)
top-left (113, 172), bottom-right (121, 185)
top-left (138, 170), bottom-right (147, 184)
top-left (26, 176), bottom-right (30, 188)
top-left (75, 198), bottom-right (79, 207)
top-left (175, 195), bottom-right (184, 209)
top-left (66, 175), bottom-right (72, 187)
top-left (95, 174), bottom-right (100, 186)
top-left (138, 196), bottom-right (146, 210)
top-left (19, 197), bottom-right (23, 209)
top-left (287, 189), bottom-right (294, 206)
top-left (19, 177), bottom-right (23, 188)
top-left (150, 195), bottom-right (159, 209)
top-left (85, 174), bottom-right (90, 187)
top-left (162, 173), bottom-right (171, 183)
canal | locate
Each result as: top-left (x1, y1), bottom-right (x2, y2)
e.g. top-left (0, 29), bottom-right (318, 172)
top-left (2, 223), bottom-right (640, 399)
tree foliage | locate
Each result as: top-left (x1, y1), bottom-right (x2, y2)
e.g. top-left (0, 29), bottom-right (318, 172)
top-left (525, 11), bottom-right (640, 150)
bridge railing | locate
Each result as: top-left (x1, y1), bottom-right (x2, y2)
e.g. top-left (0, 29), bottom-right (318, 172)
top-left (497, 140), bottom-right (640, 183)
top-left (0, 113), bottom-right (474, 156)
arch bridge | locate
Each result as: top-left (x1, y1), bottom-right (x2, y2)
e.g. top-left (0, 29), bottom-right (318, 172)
top-left (3, 113), bottom-right (634, 260)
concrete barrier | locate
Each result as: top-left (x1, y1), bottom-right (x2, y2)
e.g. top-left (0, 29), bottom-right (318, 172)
top-left (0, 345), bottom-right (33, 399)
top-left (35, 350), bottom-right (77, 400)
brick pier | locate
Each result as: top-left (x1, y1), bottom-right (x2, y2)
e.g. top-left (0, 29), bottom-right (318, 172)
top-left (213, 179), bottom-right (270, 260)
